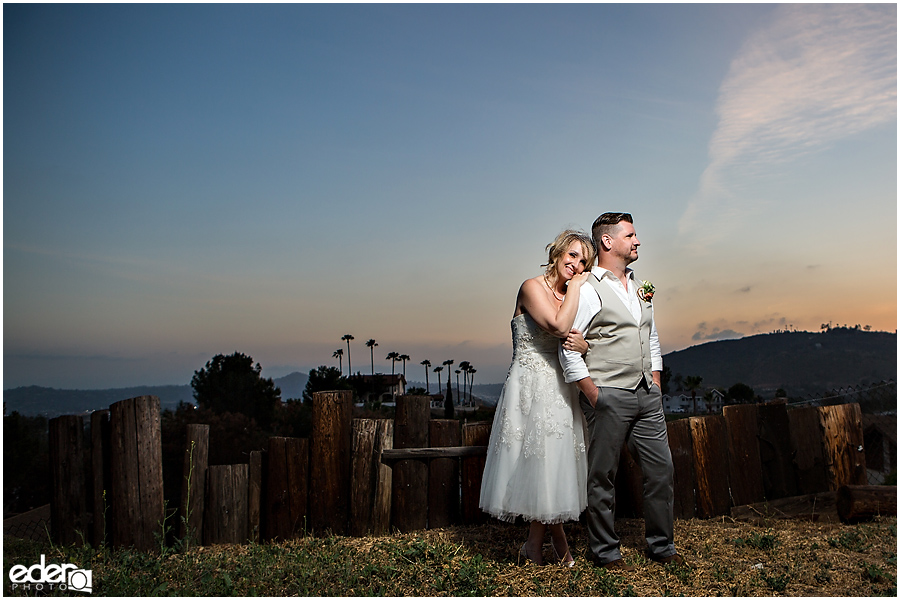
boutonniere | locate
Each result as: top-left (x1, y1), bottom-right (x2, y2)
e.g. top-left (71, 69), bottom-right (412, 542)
top-left (638, 280), bottom-right (655, 302)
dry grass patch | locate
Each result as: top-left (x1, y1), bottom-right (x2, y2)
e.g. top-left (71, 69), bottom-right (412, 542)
top-left (4, 516), bottom-right (896, 596)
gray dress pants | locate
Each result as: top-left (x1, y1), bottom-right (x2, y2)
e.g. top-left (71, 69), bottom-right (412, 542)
top-left (579, 381), bottom-right (675, 563)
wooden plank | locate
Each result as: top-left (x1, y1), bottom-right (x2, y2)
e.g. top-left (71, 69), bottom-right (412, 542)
top-left (109, 396), bottom-right (164, 552)
top-left (49, 415), bottom-right (87, 546)
top-left (820, 403), bottom-right (867, 490)
top-left (204, 464), bottom-right (249, 544)
top-left (731, 491), bottom-right (838, 524)
top-left (837, 485), bottom-right (897, 522)
top-left (666, 418), bottom-right (695, 519)
top-left (371, 419), bottom-right (394, 535)
top-left (690, 415), bottom-right (731, 518)
top-left (179, 424), bottom-right (209, 548)
top-left (392, 396), bottom-right (431, 532)
top-left (265, 436), bottom-right (309, 540)
top-left (265, 436), bottom-right (290, 541)
top-left (248, 450), bottom-right (262, 543)
top-left (309, 390), bottom-right (353, 536)
top-left (90, 410), bottom-right (111, 547)
top-left (723, 404), bottom-right (765, 506)
top-left (461, 421), bottom-right (491, 524)
top-left (757, 401), bottom-right (799, 500)
top-left (787, 407), bottom-right (829, 494)
top-left (285, 437), bottom-right (309, 536)
top-left (428, 419), bottom-right (461, 528)
top-left (381, 446), bottom-right (488, 461)
top-left (350, 419), bottom-right (378, 536)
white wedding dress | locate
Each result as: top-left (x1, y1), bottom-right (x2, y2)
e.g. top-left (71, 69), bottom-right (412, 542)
top-left (479, 312), bottom-right (588, 524)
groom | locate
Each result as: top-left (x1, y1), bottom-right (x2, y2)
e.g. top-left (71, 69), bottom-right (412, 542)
top-left (560, 212), bottom-right (683, 571)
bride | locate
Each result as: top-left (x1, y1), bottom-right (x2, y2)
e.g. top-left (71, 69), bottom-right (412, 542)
top-left (480, 229), bottom-right (595, 566)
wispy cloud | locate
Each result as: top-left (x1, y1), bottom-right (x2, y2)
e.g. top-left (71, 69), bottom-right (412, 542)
top-left (680, 4), bottom-right (896, 246)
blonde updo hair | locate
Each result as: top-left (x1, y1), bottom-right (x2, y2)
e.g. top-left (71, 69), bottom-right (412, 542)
top-left (542, 229), bottom-right (595, 281)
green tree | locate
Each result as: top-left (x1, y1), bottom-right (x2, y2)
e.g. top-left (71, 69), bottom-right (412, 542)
top-left (342, 334), bottom-right (354, 375)
top-left (366, 339), bottom-right (378, 375)
top-left (303, 365), bottom-right (353, 404)
top-left (661, 366), bottom-right (673, 395)
top-left (191, 352), bottom-right (280, 427)
top-left (726, 382), bottom-right (756, 404)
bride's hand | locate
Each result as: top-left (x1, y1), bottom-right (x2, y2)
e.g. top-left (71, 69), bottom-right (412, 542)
top-left (563, 328), bottom-right (588, 354)
top-left (567, 272), bottom-right (590, 288)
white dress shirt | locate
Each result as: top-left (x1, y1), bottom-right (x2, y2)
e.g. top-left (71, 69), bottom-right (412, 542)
top-left (560, 267), bottom-right (662, 384)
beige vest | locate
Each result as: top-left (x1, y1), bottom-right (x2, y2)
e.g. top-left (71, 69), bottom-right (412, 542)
top-left (584, 274), bottom-right (654, 390)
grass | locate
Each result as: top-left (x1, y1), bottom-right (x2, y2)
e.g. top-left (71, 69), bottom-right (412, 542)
top-left (3, 516), bottom-right (896, 596)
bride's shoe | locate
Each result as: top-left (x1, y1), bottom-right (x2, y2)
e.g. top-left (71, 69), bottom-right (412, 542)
top-left (519, 543), bottom-right (543, 565)
top-left (551, 543), bottom-right (575, 568)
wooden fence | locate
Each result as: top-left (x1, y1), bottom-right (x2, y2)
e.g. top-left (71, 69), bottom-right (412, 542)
top-left (48, 394), bottom-right (874, 550)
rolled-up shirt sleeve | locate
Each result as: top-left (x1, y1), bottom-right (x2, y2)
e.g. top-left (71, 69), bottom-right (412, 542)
top-left (649, 305), bottom-right (662, 372)
top-left (560, 282), bottom-right (599, 384)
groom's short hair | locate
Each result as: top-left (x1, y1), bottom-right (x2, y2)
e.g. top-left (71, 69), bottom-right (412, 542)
top-left (592, 212), bottom-right (633, 250)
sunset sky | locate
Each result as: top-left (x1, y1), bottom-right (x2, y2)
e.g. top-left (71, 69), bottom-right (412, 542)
top-left (4, 3), bottom-right (897, 390)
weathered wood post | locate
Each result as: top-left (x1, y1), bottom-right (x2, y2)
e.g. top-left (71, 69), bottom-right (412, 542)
top-left (837, 484), bottom-right (897, 522)
top-left (203, 464), bottom-right (249, 544)
top-left (350, 419), bottom-right (394, 536)
top-left (265, 436), bottom-right (309, 540)
top-left (666, 418), bottom-right (696, 519)
top-left (90, 409), bottom-right (111, 546)
top-left (392, 395), bottom-right (430, 532)
top-left (690, 415), bottom-right (731, 518)
top-left (179, 424), bottom-right (209, 548)
top-left (428, 419), bottom-right (461, 528)
top-left (757, 401), bottom-right (799, 500)
top-left (49, 414), bottom-right (88, 545)
top-left (309, 390), bottom-right (353, 535)
top-left (787, 406), bottom-right (830, 494)
top-left (460, 421), bottom-right (491, 524)
top-left (248, 450), bottom-right (263, 543)
top-left (819, 403), bottom-right (867, 489)
top-left (109, 395), bottom-right (164, 551)
top-left (723, 404), bottom-right (766, 506)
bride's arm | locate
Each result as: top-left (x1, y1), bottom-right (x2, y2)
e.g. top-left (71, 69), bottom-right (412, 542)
top-left (517, 273), bottom-right (588, 338)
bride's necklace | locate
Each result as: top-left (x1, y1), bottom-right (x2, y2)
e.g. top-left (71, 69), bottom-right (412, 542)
top-left (544, 275), bottom-right (564, 302)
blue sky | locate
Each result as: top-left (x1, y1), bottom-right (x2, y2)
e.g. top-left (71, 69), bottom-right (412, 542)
top-left (4, 3), bottom-right (896, 389)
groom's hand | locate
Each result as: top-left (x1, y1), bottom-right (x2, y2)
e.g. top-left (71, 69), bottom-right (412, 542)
top-left (576, 378), bottom-right (599, 408)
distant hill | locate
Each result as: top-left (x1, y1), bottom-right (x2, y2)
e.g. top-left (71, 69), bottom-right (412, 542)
top-left (5, 329), bottom-right (896, 417)
top-left (3, 372), bottom-right (309, 418)
top-left (663, 328), bottom-right (896, 397)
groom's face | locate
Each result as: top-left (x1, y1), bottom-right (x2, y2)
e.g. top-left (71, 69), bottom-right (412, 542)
top-left (609, 221), bottom-right (641, 265)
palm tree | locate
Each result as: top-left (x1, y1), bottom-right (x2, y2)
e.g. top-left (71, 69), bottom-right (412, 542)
top-left (442, 359), bottom-right (454, 404)
top-left (386, 352), bottom-right (400, 376)
top-left (458, 361), bottom-right (471, 405)
top-left (333, 348), bottom-right (344, 375)
top-left (341, 334), bottom-right (354, 375)
top-left (433, 365), bottom-right (444, 396)
top-left (365, 339), bottom-right (378, 374)
top-left (398, 354), bottom-right (410, 378)
top-left (468, 368), bottom-right (476, 404)
top-left (684, 375), bottom-right (703, 415)
top-left (421, 359), bottom-right (432, 393)
top-left (455, 369), bottom-right (462, 405)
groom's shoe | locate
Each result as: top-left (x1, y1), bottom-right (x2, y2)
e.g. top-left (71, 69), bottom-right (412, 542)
top-left (647, 551), bottom-right (686, 566)
top-left (586, 553), bottom-right (635, 572)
